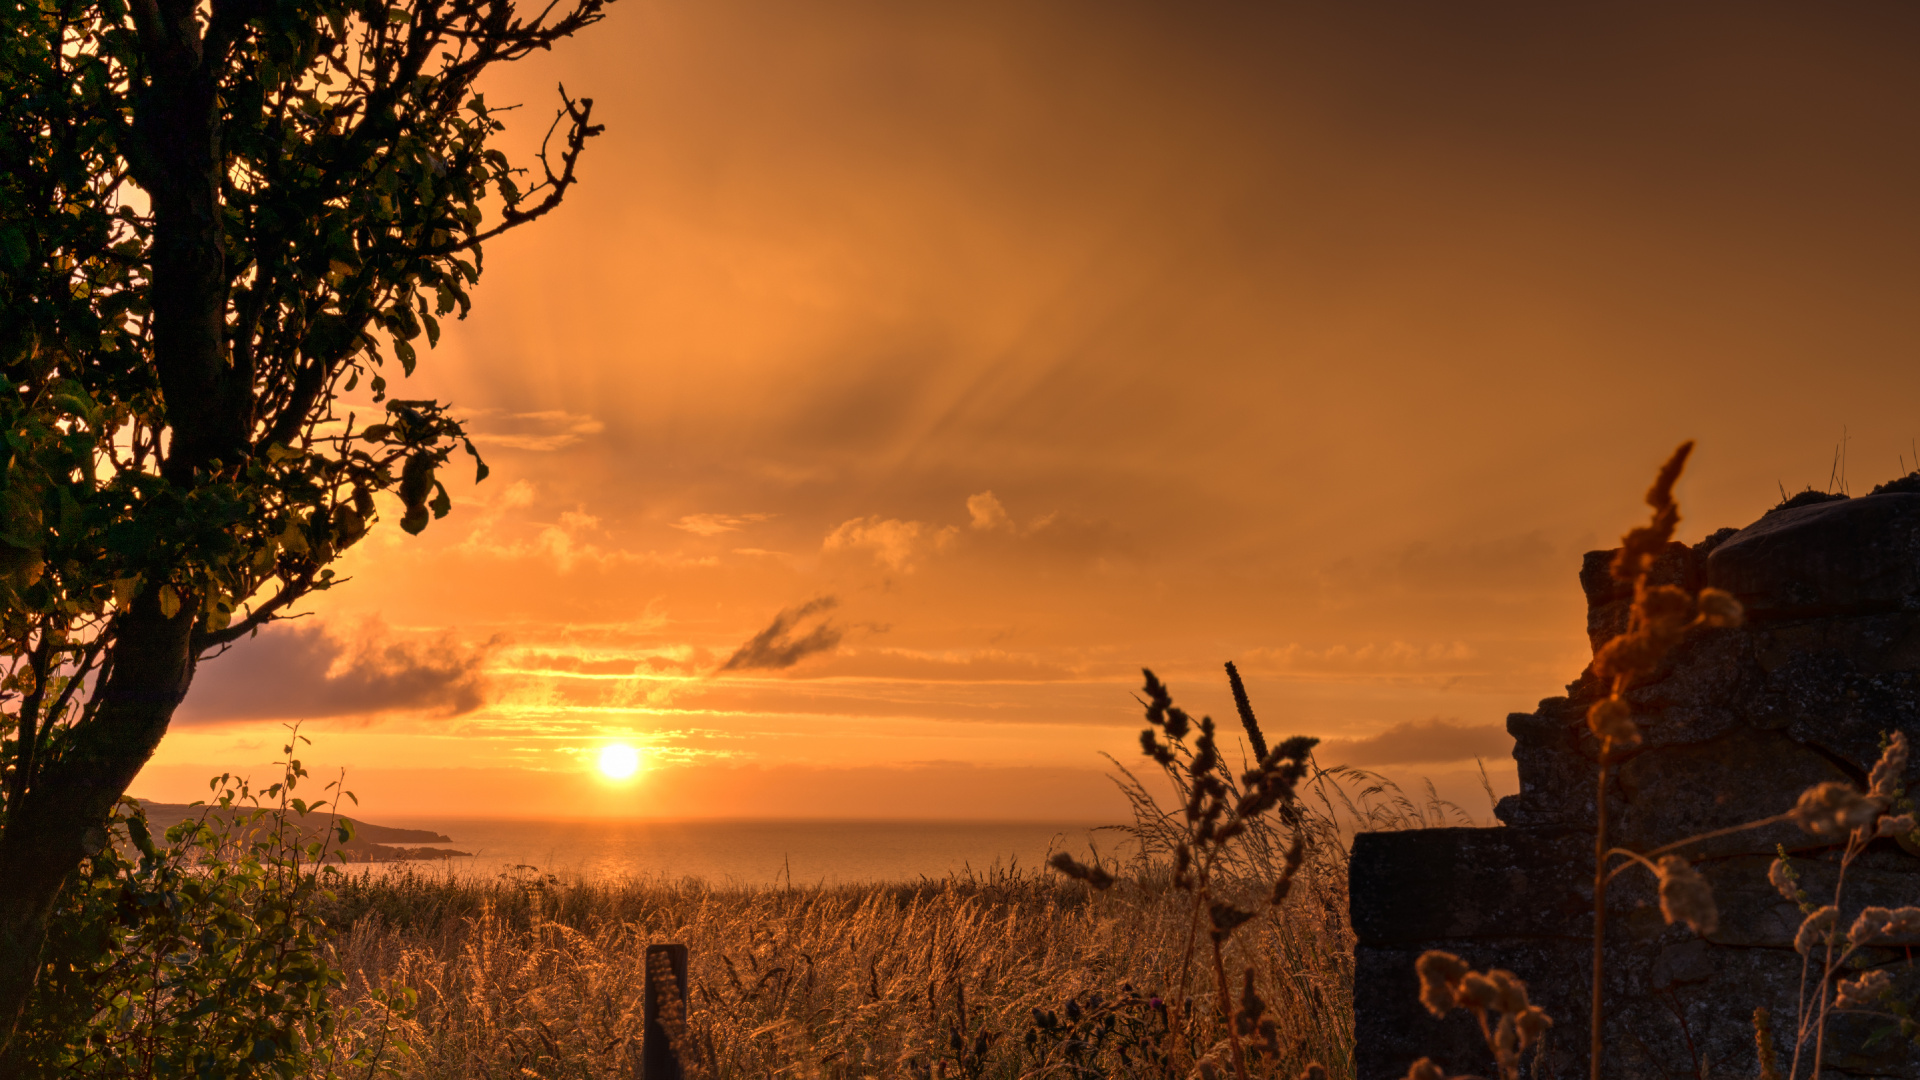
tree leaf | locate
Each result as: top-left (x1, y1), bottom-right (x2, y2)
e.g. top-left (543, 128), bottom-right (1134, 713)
top-left (463, 437), bottom-right (489, 483)
top-left (0, 228), bottom-right (25, 270)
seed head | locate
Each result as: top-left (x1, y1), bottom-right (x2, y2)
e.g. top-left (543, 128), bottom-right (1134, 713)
top-left (1846, 905), bottom-right (1920, 948)
top-left (1415, 951), bottom-right (1470, 1017)
top-left (1836, 969), bottom-right (1894, 1010)
top-left (1047, 852), bottom-right (1114, 890)
top-left (1300, 1065), bottom-right (1327, 1080)
top-left (1586, 698), bottom-right (1640, 745)
top-left (1493, 1013), bottom-right (1519, 1068)
top-left (1754, 1008), bottom-right (1782, 1080)
top-left (1767, 857), bottom-right (1799, 903)
top-left (1515, 1005), bottom-right (1553, 1049)
top-left (1208, 901), bottom-right (1256, 942)
top-left (1456, 971), bottom-right (1498, 1010)
top-left (1789, 781), bottom-right (1881, 838)
top-left (1876, 813), bottom-right (1916, 839)
top-left (1655, 855), bottom-right (1718, 936)
top-left (1639, 584), bottom-right (1696, 629)
top-left (1485, 969), bottom-right (1529, 1014)
top-left (1869, 731), bottom-right (1910, 801)
top-left (1795, 905), bottom-right (1838, 956)
top-left (1406, 1058), bottom-right (1446, 1080)
top-left (1696, 587), bottom-right (1744, 628)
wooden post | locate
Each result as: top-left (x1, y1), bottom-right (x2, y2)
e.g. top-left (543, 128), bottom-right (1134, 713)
top-left (642, 943), bottom-right (690, 1080)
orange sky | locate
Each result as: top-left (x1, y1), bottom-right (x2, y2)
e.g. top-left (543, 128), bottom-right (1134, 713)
top-left (136, 2), bottom-right (1920, 821)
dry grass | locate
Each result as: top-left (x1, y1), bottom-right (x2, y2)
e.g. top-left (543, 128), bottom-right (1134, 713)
top-left (311, 761), bottom-right (1459, 1080)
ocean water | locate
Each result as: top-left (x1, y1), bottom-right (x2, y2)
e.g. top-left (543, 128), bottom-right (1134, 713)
top-left (356, 818), bottom-right (1132, 885)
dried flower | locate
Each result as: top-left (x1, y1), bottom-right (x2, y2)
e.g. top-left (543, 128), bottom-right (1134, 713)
top-left (1586, 697), bottom-right (1640, 744)
top-left (1789, 781), bottom-right (1882, 837)
top-left (1456, 971), bottom-right (1498, 1010)
top-left (1845, 905), bottom-right (1920, 947)
top-left (1610, 441), bottom-right (1692, 586)
top-left (1270, 830), bottom-right (1306, 905)
top-left (1047, 852), bottom-right (1114, 890)
top-left (1208, 900), bottom-right (1255, 941)
top-left (1754, 1008), bottom-right (1782, 1080)
top-left (1406, 1058), bottom-right (1446, 1080)
top-left (1696, 587), bottom-right (1744, 628)
top-left (1638, 583), bottom-right (1696, 629)
top-left (1485, 969), bottom-right (1529, 1014)
top-left (1767, 857), bottom-right (1796, 903)
top-left (1493, 1012), bottom-right (1519, 1066)
top-left (1877, 813), bottom-right (1916, 838)
top-left (1654, 855), bottom-right (1718, 936)
top-left (1836, 968), bottom-right (1894, 1010)
top-left (1300, 1065), bottom-right (1327, 1080)
top-left (1795, 905), bottom-right (1838, 956)
top-left (1515, 1005), bottom-right (1553, 1049)
top-left (1870, 731), bottom-right (1910, 801)
top-left (1416, 951), bottom-right (1470, 1017)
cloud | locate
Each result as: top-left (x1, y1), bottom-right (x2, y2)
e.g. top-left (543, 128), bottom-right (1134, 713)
top-left (822, 516), bottom-right (956, 571)
top-left (180, 621), bottom-right (493, 723)
top-left (967, 491), bottom-right (1012, 531)
top-left (1241, 640), bottom-right (1475, 674)
top-left (674, 512), bottom-right (772, 537)
top-left (719, 597), bottom-right (845, 672)
top-left (462, 409), bottom-right (605, 452)
top-left (1315, 718), bottom-right (1510, 767)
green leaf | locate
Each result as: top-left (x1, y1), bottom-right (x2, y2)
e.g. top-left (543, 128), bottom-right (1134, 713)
top-left (0, 227), bottom-right (26, 270)
top-left (429, 480), bottom-right (451, 519)
top-left (157, 584), bottom-right (181, 618)
top-left (393, 337), bottom-right (416, 375)
top-left (127, 815), bottom-right (156, 858)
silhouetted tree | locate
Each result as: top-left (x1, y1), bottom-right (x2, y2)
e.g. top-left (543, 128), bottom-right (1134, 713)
top-left (0, 0), bottom-right (606, 1044)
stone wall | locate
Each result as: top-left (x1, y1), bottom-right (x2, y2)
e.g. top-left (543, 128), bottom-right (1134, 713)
top-left (1350, 488), bottom-right (1920, 1079)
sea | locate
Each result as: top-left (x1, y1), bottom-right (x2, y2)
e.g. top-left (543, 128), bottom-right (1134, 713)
top-left (352, 818), bottom-right (1133, 886)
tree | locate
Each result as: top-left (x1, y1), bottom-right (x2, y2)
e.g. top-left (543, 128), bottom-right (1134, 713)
top-left (0, 0), bottom-right (606, 1045)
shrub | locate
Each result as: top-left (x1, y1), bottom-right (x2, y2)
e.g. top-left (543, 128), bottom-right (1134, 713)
top-left (11, 732), bottom-right (408, 1078)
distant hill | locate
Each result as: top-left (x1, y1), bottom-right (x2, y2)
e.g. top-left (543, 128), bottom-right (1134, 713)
top-left (126, 799), bottom-right (471, 862)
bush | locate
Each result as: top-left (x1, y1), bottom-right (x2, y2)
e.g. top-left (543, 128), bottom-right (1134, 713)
top-left (11, 733), bottom-right (409, 1078)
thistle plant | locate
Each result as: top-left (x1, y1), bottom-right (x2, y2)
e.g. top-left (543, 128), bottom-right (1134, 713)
top-left (1055, 667), bottom-right (1318, 1080)
top-left (1577, 442), bottom-right (1743, 1080)
top-left (1763, 730), bottom-right (1920, 1078)
top-left (1409, 951), bottom-right (1553, 1080)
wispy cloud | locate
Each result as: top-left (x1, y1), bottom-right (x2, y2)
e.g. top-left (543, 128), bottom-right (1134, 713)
top-left (462, 409), bottom-right (606, 452)
top-left (1315, 718), bottom-right (1509, 767)
top-left (181, 621), bottom-right (495, 723)
top-left (674, 512), bottom-right (772, 537)
top-left (822, 516), bottom-right (955, 571)
top-left (719, 597), bottom-right (844, 672)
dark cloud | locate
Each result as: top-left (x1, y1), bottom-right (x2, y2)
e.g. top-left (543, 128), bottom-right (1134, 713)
top-left (179, 621), bottom-right (492, 723)
top-left (1316, 718), bottom-right (1510, 767)
top-left (719, 597), bottom-right (844, 672)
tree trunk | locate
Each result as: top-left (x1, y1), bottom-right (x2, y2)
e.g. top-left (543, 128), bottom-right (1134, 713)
top-left (0, 1), bottom-right (232, 1047)
top-left (0, 600), bottom-right (199, 1042)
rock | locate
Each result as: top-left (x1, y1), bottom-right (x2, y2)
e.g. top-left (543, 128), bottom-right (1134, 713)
top-left (1709, 493), bottom-right (1920, 619)
top-left (1581, 541), bottom-right (1701, 653)
top-left (1648, 940), bottom-right (1713, 989)
top-left (1612, 730), bottom-right (1852, 858)
top-left (1353, 492), bottom-right (1920, 1079)
top-left (1349, 827), bottom-right (1591, 945)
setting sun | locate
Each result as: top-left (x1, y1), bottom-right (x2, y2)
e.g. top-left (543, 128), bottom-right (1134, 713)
top-left (597, 744), bottom-right (641, 781)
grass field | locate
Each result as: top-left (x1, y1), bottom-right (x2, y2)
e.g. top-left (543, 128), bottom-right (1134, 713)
top-left (311, 764), bottom-right (1467, 1079)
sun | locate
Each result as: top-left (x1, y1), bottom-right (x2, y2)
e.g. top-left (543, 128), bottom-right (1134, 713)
top-left (597, 743), bottom-right (641, 781)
